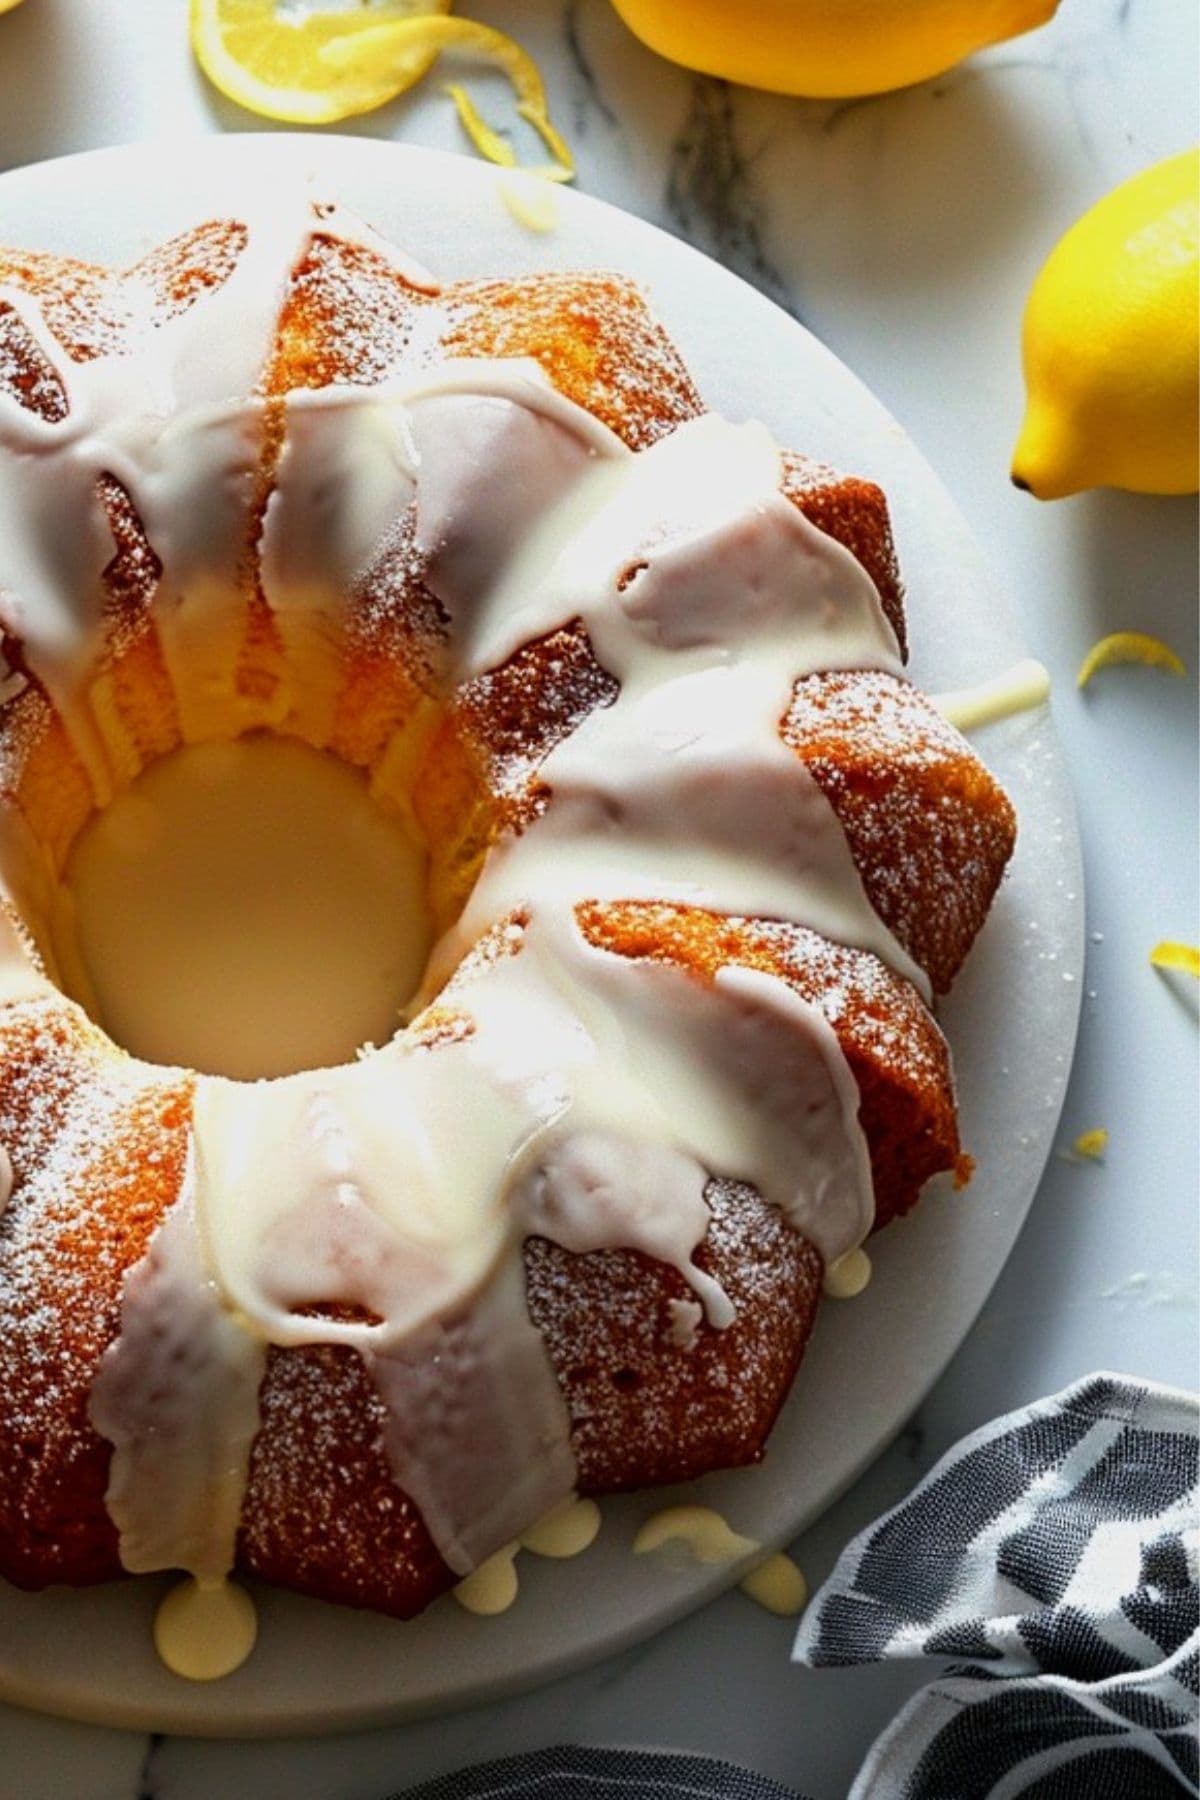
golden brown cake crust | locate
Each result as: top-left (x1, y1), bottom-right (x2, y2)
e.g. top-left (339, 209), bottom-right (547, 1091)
top-left (0, 1002), bottom-right (192, 1591)
top-left (0, 213), bottom-right (1013, 1621)
top-left (784, 672), bottom-right (1017, 994)
top-left (574, 903), bottom-right (965, 1227)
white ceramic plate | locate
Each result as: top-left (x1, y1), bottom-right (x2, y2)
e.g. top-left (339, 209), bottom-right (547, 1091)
top-left (0, 136), bottom-right (1082, 1736)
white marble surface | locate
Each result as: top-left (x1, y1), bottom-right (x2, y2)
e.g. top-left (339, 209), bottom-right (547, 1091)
top-left (0, 2), bottom-right (1196, 1796)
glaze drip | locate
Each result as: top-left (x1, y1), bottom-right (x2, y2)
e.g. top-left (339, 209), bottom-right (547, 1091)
top-left (89, 1158), bottom-right (265, 1582)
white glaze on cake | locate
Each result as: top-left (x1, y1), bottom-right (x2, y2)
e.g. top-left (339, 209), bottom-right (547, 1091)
top-left (89, 1153), bottom-right (265, 1583)
top-left (0, 196), bottom-right (931, 1649)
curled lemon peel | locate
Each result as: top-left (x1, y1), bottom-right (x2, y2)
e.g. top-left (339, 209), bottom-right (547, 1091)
top-left (321, 19), bottom-right (574, 182)
top-left (1077, 632), bottom-right (1187, 690)
top-left (190, 1), bottom-right (575, 179)
top-left (1072, 1129), bottom-right (1109, 1161)
top-left (1150, 942), bottom-right (1200, 978)
top-left (445, 79), bottom-right (514, 168)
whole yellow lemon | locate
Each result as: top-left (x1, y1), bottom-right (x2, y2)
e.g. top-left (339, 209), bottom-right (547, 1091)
top-left (608, 0), bottom-right (1058, 98)
top-left (1013, 150), bottom-right (1199, 500)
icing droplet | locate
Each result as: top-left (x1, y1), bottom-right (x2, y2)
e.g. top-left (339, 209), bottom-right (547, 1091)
top-left (498, 172), bottom-right (560, 234)
top-left (519, 1496), bottom-right (600, 1558)
top-left (823, 1246), bottom-right (872, 1299)
top-left (633, 1504), bottom-right (758, 1566)
top-left (153, 1576), bottom-right (257, 1682)
top-left (633, 1505), bottom-right (804, 1616)
top-left (453, 1543), bottom-right (520, 1615)
top-left (932, 659), bottom-right (1051, 733)
top-left (738, 1553), bottom-right (807, 1617)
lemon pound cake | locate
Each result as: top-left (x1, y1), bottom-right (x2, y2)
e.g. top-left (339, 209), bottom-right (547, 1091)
top-left (0, 198), bottom-right (1015, 1651)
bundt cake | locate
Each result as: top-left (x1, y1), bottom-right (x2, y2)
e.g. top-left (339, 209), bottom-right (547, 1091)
top-left (0, 196), bottom-right (1016, 1660)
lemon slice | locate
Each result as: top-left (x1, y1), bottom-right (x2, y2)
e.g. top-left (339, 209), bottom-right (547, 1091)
top-left (190, 0), bottom-right (452, 125)
top-left (321, 19), bottom-right (574, 179)
top-left (1076, 631), bottom-right (1187, 690)
top-left (1150, 942), bottom-right (1200, 978)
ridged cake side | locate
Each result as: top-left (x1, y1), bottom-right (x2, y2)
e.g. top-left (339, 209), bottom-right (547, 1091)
top-left (0, 205), bottom-right (1013, 1622)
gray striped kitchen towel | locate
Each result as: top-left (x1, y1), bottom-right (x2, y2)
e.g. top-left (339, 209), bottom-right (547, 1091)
top-left (394, 1373), bottom-right (1197, 1798)
top-left (399, 1747), bottom-right (805, 1798)
top-left (796, 1372), bottom-right (1198, 1797)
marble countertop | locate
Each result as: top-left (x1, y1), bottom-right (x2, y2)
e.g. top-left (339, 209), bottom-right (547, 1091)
top-left (1, 2), bottom-right (1196, 1796)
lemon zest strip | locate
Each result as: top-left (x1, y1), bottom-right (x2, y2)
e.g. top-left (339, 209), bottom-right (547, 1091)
top-left (1072, 1128), bottom-right (1109, 1161)
top-left (445, 80), bottom-right (516, 168)
top-left (1149, 941), bottom-right (1200, 978)
top-left (513, 101), bottom-right (575, 184)
top-left (321, 19), bottom-right (574, 182)
top-left (1077, 632), bottom-right (1187, 689)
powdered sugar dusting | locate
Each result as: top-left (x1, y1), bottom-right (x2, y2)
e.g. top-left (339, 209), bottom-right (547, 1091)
top-left (0, 995), bottom-right (191, 1585)
top-left (0, 222), bottom-right (248, 368)
top-left (0, 304), bottom-right (68, 423)
top-left (784, 670), bottom-right (1015, 994)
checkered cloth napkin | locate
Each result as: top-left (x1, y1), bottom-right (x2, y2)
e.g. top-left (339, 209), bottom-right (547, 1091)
top-left (395, 1373), bottom-right (1198, 1800)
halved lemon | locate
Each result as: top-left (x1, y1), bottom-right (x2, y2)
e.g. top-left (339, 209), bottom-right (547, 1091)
top-left (190, 0), bottom-right (452, 125)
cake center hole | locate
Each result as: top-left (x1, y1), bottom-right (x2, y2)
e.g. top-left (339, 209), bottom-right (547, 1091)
top-left (59, 735), bottom-right (433, 1081)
